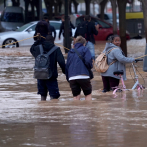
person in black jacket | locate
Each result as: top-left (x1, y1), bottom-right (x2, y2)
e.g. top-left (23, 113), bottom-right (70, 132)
top-left (30, 35), bottom-right (65, 101)
top-left (74, 15), bottom-right (99, 60)
top-left (58, 16), bottom-right (75, 53)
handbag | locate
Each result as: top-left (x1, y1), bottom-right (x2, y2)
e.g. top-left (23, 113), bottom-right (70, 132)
top-left (73, 48), bottom-right (94, 79)
top-left (94, 48), bottom-right (117, 73)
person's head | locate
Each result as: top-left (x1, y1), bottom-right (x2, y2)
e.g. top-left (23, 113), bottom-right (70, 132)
top-left (43, 13), bottom-right (49, 22)
top-left (75, 36), bottom-right (86, 45)
top-left (46, 35), bottom-right (54, 44)
top-left (84, 15), bottom-right (91, 22)
top-left (61, 15), bottom-right (65, 22)
top-left (108, 34), bottom-right (121, 47)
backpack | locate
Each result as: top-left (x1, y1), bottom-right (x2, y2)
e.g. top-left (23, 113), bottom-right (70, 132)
top-left (33, 45), bottom-right (58, 79)
top-left (76, 22), bottom-right (88, 39)
top-left (76, 22), bottom-right (92, 41)
top-left (94, 48), bottom-right (117, 73)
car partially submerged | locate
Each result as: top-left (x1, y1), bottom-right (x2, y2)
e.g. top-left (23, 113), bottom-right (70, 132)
top-left (0, 20), bottom-right (75, 48)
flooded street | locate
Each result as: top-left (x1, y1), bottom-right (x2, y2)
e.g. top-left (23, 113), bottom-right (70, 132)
top-left (1, 40), bottom-right (147, 147)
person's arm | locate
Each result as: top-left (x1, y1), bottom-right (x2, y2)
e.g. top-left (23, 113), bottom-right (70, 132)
top-left (59, 23), bottom-right (63, 39)
top-left (95, 24), bottom-right (99, 31)
top-left (83, 47), bottom-right (93, 69)
top-left (70, 22), bottom-right (75, 29)
top-left (52, 26), bottom-right (56, 40)
top-left (57, 47), bottom-right (66, 74)
top-left (92, 23), bottom-right (98, 36)
top-left (45, 23), bottom-right (49, 34)
top-left (113, 49), bottom-right (135, 63)
top-left (30, 41), bottom-right (40, 58)
top-left (65, 53), bottom-right (71, 82)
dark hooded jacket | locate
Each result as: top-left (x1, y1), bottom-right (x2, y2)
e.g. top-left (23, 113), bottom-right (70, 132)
top-left (66, 43), bottom-right (93, 81)
top-left (74, 21), bottom-right (98, 44)
top-left (30, 40), bottom-right (65, 79)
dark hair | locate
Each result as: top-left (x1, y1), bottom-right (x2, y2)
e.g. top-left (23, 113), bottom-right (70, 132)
top-left (84, 15), bottom-right (91, 21)
top-left (107, 34), bottom-right (120, 43)
top-left (43, 13), bottom-right (49, 20)
top-left (46, 35), bottom-right (54, 43)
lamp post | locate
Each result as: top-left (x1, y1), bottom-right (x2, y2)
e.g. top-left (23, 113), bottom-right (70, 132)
top-left (64, 0), bottom-right (70, 53)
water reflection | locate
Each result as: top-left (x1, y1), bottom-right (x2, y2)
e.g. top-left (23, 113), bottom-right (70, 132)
top-left (0, 55), bottom-right (147, 147)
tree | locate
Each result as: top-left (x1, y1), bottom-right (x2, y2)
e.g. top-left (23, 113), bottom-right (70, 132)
top-left (141, 0), bottom-right (147, 42)
top-left (84, 0), bottom-right (91, 15)
top-left (141, 0), bottom-right (147, 71)
top-left (110, 0), bottom-right (117, 34)
top-left (117, 0), bottom-right (127, 56)
top-left (99, 0), bottom-right (108, 20)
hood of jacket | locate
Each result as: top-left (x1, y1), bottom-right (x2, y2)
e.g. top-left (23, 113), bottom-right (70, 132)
top-left (69, 43), bottom-right (84, 53)
top-left (42, 41), bottom-right (55, 52)
top-left (103, 43), bottom-right (121, 53)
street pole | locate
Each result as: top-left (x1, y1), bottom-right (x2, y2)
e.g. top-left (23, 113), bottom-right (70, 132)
top-left (4, 0), bottom-right (6, 8)
top-left (64, 0), bottom-right (70, 53)
top-left (39, 0), bottom-right (42, 20)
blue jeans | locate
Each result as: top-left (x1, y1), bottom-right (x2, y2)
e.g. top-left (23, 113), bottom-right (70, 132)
top-left (37, 79), bottom-right (60, 98)
top-left (86, 41), bottom-right (95, 60)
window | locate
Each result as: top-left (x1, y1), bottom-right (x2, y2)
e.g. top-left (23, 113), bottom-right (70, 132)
top-left (16, 23), bottom-right (34, 32)
top-left (98, 20), bottom-right (111, 28)
top-left (50, 22), bottom-right (61, 30)
top-left (28, 24), bottom-right (36, 31)
top-left (91, 18), bottom-right (111, 28)
top-left (1, 12), bottom-right (24, 22)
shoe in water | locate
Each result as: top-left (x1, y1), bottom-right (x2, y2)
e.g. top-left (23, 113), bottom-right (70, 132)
top-left (102, 89), bottom-right (110, 93)
top-left (41, 96), bottom-right (47, 101)
top-left (50, 97), bottom-right (58, 100)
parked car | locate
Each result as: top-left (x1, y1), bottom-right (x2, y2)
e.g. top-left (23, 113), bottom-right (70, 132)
top-left (76, 16), bottom-right (130, 41)
top-left (0, 20), bottom-right (76, 48)
top-left (97, 13), bottom-right (119, 25)
top-left (0, 6), bottom-right (25, 32)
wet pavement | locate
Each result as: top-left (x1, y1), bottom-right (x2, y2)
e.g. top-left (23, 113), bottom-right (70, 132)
top-left (0, 40), bottom-right (147, 147)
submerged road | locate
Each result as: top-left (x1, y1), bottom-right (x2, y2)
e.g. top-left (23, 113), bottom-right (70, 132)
top-left (0, 43), bottom-right (147, 147)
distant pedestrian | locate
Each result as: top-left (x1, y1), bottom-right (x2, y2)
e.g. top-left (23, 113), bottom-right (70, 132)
top-left (48, 21), bottom-right (56, 40)
top-left (74, 15), bottom-right (99, 60)
top-left (66, 36), bottom-right (93, 100)
top-left (30, 35), bottom-right (66, 101)
top-left (101, 34), bottom-right (135, 93)
top-left (59, 16), bottom-right (75, 53)
top-left (43, 13), bottom-right (56, 40)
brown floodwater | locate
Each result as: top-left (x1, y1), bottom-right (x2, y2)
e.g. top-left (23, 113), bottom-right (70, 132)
top-left (1, 43), bottom-right (147, 147)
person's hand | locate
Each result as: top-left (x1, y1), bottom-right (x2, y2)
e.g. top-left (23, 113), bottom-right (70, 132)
top-left (95, 24), bottom-right (99, 31)
top-left (36, 33), bottom-right (41, 40)
top-left (134, 59), bottom-right (143, 63)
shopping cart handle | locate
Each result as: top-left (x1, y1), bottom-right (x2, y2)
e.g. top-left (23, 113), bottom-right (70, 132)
top-left (135, 59), bottom-right (143, 63)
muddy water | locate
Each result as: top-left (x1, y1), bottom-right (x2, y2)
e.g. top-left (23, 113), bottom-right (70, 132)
top-left (1, 41), bottom-right (147, 146)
